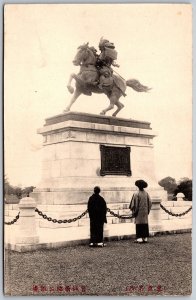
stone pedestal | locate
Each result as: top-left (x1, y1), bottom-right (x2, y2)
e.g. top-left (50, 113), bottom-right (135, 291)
top-left (32, 111), bottom-right (166, 208)
top-left (15, 197), bottom-right (39, 244)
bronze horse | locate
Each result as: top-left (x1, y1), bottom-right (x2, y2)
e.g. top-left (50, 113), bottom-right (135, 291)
top-left (65, 43), bottom-right (150, 117)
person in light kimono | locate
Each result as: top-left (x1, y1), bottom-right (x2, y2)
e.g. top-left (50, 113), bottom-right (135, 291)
top-left (129, 180), bottom-right (152, 243)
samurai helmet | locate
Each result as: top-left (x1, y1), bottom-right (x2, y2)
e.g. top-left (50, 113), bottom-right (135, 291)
top-left (99, 37), bottom-right (115, 50)
top-left (99, 37), bottom-right (109, 50)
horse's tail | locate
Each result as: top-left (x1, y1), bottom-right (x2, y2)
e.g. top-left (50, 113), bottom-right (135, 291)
top-left (126, 79), bottom-right (151, 92)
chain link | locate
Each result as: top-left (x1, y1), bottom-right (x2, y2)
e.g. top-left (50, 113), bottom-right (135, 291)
top-left (4, 212), bottom-right (20, 225)
top-left (35, 208), bottom-right (88, 223)
top-left (160, 203), bottom-right (192, 217)
top-left (107, 208), bottom-right (134, 219)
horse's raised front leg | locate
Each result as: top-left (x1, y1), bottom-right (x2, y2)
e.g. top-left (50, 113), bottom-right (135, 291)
top-left (67, 73), bottom-right (75, 94)
top-left (64, 89), bottom-right (81, 113)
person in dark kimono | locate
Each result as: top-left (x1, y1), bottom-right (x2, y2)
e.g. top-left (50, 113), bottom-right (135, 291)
top-left (129, 180), bottom-right (152, 243)
top-left (88, 186), bottom-right (107, 247)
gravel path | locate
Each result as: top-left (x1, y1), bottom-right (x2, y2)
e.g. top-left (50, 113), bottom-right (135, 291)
top-left (4, 233), bottom-right (192, 296)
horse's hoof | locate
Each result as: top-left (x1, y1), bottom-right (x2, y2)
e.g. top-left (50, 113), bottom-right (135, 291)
top-left (63, 108), bottom-right (70, 113)
top-left (67, 85), bottom-right (74, 94)
top-left (100, 111), bottom-right (105, 115)
top-left (112, 114), bottom-right (117, 117)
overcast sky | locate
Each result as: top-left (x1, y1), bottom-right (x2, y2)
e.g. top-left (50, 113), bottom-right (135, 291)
top-left (4, 3), bottom-right (192, 187)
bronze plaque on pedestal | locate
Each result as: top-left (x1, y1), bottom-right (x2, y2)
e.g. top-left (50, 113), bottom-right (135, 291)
top-left (100, 145), bottom-right (131, 176)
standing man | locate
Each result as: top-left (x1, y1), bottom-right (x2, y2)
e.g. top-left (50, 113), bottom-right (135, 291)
top-left (88, 186), bottom-right (107, 247)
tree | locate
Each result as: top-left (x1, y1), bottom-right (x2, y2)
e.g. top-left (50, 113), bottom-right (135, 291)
top-left (158, 176), bottom-right (178, 197)
top-left (4, 175), bottom-right (36, 199)
top-left (174, 178), bottom-right (192, 201)
top-left (22, 186), bottom-right (36, 197)
top-left (14, 187), bottom-right (22, 199)
top-left (4, 175), bottom-right (15, 196)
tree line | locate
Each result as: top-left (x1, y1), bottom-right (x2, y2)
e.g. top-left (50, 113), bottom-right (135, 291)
top-left (158, 177), bottom-right (192, 201)
top-left (4, 176), bottom-right (36, 200)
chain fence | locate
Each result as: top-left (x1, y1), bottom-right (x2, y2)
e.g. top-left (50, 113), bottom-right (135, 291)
top-left (34, 208), bottom-right (88, 223)
top-left (4, 203), bottom-right (192, 225)
top-left (160, 203), bottom-right (192, 217)
top-left (4, 212), bottom-right (20, 225)
top-left (107, 208), bottom-right (134, 219)
top-left (4, 207), bottom-right (133, 225)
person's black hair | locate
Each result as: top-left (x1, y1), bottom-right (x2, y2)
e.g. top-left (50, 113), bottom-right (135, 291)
top-left (94, 186), bottom-right (101, 194)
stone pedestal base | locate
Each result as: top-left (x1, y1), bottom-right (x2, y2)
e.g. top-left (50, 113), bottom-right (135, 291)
top-left (33, 187), bottom-right (166, 206)
top-left (33, 112), bottom-right (166, 207)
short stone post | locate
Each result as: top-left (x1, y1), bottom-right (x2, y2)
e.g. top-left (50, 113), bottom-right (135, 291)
top-left (149, 197), bottom-right (162, 232)
top-left (176, 192), bottom-right (185, 201)
top-left (16, 197), bottom-right (39, 244)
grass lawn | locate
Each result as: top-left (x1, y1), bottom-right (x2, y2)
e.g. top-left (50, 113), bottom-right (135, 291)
top-left (4, 233), bottom-right (192, 296)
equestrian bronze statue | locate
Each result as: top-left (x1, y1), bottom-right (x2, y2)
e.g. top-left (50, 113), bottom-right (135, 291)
top-left (65, 38), bottom-right (150, 117)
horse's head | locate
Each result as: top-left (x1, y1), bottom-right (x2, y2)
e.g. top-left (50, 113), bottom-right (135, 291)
top-left (72, 43), bottom-right (89, 66)
top-left (72, 42), bottom-right (97, 66)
